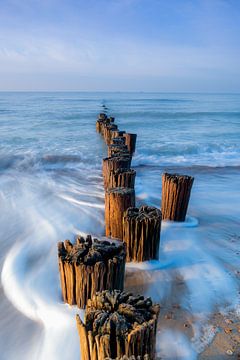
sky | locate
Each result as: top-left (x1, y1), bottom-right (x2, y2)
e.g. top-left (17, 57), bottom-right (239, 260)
top-left (0, 0), bottom-right (240, 91)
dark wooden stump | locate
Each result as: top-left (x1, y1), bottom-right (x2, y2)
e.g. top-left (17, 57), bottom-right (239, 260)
top-left (58, 235), bottom-right (126, 308)
top-left (123, 133), bottom-right (137, 154)
top-left (105, 187), bottom-right (135, 239)
top-left (76, 290), bottom-right (160, 360)
top-left (96, 119), bottom-right (103, 133)
top-left (96, 113), bottom-right (110, 134)
top-left (111, 130), bottom-right (126, 139)
top-left (103, 124), bottom-right (118, 145)
top-left (108, 144), bottom-right (129, 157)
top-left (107, 168), bottom-right (136, 190)
top-left (161, 173), bottom-right (194, 221)
top-left (111, 137), bottom-right (126, 146)
top-left (98, 113), bottom-right (107, 120)
top-left (123, 206), bottom-right (162, 262)
top-left (103, 156), bottom-right (132, 189)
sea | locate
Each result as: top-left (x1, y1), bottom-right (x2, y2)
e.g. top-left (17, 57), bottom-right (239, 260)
top-left (0, 92), bottom-right (239, 360)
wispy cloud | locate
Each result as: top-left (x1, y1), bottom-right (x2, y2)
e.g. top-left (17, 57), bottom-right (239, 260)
top-left (0, 0), bottom-right (239, 90)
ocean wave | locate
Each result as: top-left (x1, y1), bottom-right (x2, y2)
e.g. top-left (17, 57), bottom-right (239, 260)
top-left (0, 153), bottom-right (101, 172)
top-left (133, 147), bottom-right (240, 168)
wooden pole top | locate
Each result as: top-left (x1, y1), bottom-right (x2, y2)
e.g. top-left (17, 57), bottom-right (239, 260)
top-left (58, 235), bottom-right (126, 266)
top-left (163, 172), bottom-right (194, 183)
top-left (98, 113), bottom-right (107, 120)
top-left (84, 289), bottom-right (160, 333)
top-left (124, 205), bottom-right (162, 221)
top-left (111, 137), bottom-right (126, 145)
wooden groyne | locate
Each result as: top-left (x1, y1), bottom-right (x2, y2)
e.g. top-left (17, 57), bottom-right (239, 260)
top-left (123, 133), bottom-right (137, 155)
top-left (107, 168), bottom-right (136, 190)
top-left (56, 106), bottom-right (197, 360)
top-left (105, 187), bottom-right (135, 239)
top-left (58, 235), bottom-right (126, 308)
top-left (161, 173), bottom-right (194, 221)
top-left (76, 290), bottom-right (160, 360)
top-left (96, 111), bottom-right (164, 264)
top-left (123, 206), bottom-right (162, 262)
top-left (103, 156), bottom-right (132, 190)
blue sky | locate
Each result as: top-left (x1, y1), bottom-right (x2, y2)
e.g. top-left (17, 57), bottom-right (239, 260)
top-left (0, 0), bottom-right (239, 91)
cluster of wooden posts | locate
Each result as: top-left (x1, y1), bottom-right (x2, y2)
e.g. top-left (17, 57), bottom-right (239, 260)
top-left (57, 110), bottom-right (194, 360)
top-left (98, 113), bottom-right (163, 262)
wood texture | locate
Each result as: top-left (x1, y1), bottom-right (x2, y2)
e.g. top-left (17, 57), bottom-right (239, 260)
top-left (105, 187), bottom-right (135, 239)
top-left (58, 235), bottom-right (126, 308)
top-left (123, 133), bottom-right (137, 155)
top-left (76, 290), bottom-right (160, 360)
top-left (96, 113), bottom-right (115, 135)
top-left (103, 124), bottom-right (119, 145)
top-left (108, 144), bottom-right (129, 157)
top-left (111, 130), bottom-right (126, 139)
top-left (111, 137), bottom-right (126, 146)
top-left (123, 206), bottom-right (162, 262)
top-left (102, 156), bottom-right (132, 189)
top-left (161, 173), bottom-right (194, 221)
top-left (96, 114), bottom-right (108, 134)
top-left (107, 168), bottom-right (136, 190)
top-left (96, 119), bottom-right (102, 133)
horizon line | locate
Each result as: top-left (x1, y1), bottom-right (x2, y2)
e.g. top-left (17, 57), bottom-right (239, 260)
top-left (0, 90), bottom-right (240, 95)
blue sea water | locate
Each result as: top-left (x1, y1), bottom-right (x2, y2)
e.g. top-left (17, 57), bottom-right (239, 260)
top-left (0, 92), bottom-right (240, 360)
top-left (0, 92), bottom-right (240, 169)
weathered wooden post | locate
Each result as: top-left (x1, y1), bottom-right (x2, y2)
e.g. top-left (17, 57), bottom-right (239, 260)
top-left (107, 144), bottom-right (129, 157)
top-left (123, 133), bottom-right (137, 154)
top-left (96, 119), bottom-right (102, 133)
top-left (96, 113), bottom-right (109, 134)
top-left (103, 124), bottom-right (118, 145)
top-left (111, 130), bottom-right (126, 139)
top-left (161, 173), bottom-right (194, 221)
top-left (98, 113), bottom-right (107, 120)
top-left (123, 206), bottom-right (162, 262)
top-left (105, 187), bottom-right (135, 239)
top-left (76, 290), bottom-right (160, 360)
top-left (107, 168), bottom-right (136, 190)
top-left (58, 235), bottom-right (126, 308)
top-left (102, 156), bottom-right (132, 189)
top-left (111, 136), bottom-right (126, 146)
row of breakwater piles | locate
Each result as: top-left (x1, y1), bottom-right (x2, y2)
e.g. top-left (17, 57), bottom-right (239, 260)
top-left (56, 108), bottom-right (194, 359)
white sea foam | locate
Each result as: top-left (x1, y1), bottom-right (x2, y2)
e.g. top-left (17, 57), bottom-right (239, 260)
top-left (1, 239), bottom-right (81, 360)
top-left (2, 166), bottom-right (240, 360)
top-left (162, 216), bottom-right (199, 228)
top-left (0, 169), bottom-right (103, 360)
top-left (157, 329), bottom-right (197, 360)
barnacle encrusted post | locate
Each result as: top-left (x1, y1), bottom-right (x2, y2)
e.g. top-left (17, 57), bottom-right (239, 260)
top-left (123, 206), bottom-right (162, 262)
top-left (161, 173), bottom-right (194, 221)
top-left (76, 290), bottom-right (160, 360)
top-left (105, 187), bottom-right (135, 239)
top-left (57, 236), bottom-right (126, 308)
